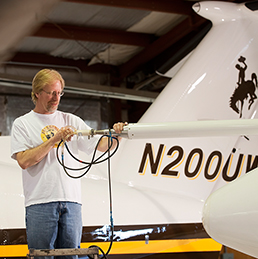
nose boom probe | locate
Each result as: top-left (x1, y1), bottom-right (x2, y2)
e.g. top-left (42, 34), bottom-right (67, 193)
top-left (75, 119), bottom-right (258, 139)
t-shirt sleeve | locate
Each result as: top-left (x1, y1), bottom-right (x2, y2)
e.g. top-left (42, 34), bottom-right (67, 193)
top-left (10, 118), bottom-right (33, 160)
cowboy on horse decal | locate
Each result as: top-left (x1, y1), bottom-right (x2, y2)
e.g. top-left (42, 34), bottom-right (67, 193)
top-left (230, 56), bottom-right (258, 118)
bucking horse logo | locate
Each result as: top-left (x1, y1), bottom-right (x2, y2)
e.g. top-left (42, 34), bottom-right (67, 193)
top-left (230, 56), bottom-right (258, 118)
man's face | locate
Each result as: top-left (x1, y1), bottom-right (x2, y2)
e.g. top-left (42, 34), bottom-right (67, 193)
top-left (35, 80), bottom-right (63, 114)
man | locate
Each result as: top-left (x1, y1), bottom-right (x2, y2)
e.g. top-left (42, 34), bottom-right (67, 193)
top-left (10, 68), bottom-right (125, 258)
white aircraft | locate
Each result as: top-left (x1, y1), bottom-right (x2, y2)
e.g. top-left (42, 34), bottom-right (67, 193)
top-left (1, 1), bottom-right (258, 258)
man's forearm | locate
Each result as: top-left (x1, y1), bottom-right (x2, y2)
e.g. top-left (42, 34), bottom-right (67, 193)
top-left (16, 137), bottom-right (57, 169)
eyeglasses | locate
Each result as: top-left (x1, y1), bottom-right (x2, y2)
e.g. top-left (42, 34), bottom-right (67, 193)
top-left (41, 89), bottom-right (64, 97)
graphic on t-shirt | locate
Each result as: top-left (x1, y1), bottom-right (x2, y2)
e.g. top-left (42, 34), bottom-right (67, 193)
top-left (41, 125), bottom-right (60, 148)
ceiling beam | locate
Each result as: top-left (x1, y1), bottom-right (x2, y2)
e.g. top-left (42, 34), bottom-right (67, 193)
top-left (63, 0), bottom-right (194, 15)
top-left (33, 23), bottom-right (156, 47)
top-left (8, 52), bottom-right (117, 74)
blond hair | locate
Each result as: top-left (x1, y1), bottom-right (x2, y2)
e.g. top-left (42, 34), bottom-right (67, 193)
top-left (31, 69), bottom-right (65, 104)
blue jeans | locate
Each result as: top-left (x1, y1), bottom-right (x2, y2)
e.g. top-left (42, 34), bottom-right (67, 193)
top-left (26, 202), bottom-right (82, 259)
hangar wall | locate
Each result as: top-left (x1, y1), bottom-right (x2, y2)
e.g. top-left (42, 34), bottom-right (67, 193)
top-left (0, 95), bottom-right (108, 136)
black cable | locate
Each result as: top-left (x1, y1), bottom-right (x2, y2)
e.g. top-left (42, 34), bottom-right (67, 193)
top-left (105, 129), bottom-right (114, 256)
top-left (56, 134), bottom-right (119, 178)
top-left (88, 132), bottom-right (114, 258)
top-left (56, 132), bottom-right (117, 258)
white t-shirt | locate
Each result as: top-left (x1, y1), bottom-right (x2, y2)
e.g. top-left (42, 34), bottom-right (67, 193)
top-left (11, 110), bottom-right (100, 207)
